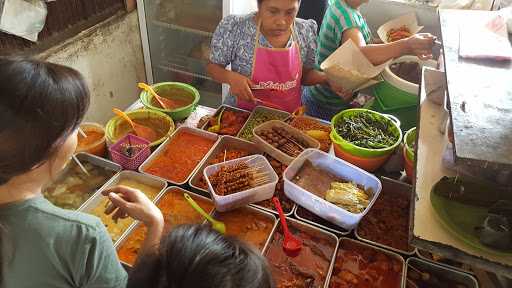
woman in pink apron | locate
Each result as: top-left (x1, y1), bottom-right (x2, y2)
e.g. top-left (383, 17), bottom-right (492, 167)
top-left (207, 0), bottom-right (332, 113)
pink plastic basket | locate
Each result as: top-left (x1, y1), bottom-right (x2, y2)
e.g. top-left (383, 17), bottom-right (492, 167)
top-left (109, 134), bottom-right (151, 171)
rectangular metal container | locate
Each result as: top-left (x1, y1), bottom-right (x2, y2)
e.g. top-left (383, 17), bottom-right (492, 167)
top-left (139, 126), bottom-right (219, 186)
top-left (199, 104), bottom-right (251, 136)
top-left (355, 177), bottom-right (416, 255)
top-left (262, 217), bottom-right (339, 288)
top-left (210, 205), bottom-right (278, 253)
top-left (294, 206), bottom-right (350, 236)
top-left (328, 238), bottom-right (406, 288)
top-left (253, 120), bottom-right (321, 165)
top-left (73, 152), bottom-right (122, 211)
top-left (189, 135), bottom-right (261, 194)
top-left (237, 105), bottom-right (290, 141)
top-left (406, 257), bottom-right (479, 288)
top-left (115, 186), bottom-right (215, 266)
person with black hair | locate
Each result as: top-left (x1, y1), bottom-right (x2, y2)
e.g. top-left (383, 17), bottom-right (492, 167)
top-left (0, 57), bottom-right (127, 288)
top-left (101, 186), bottom-right (274, 288)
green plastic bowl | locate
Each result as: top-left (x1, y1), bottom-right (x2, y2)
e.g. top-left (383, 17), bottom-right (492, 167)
top-left (140, 82), bottom-right (200, 121)
top-left (330, 109), bottom-right (403, 158)
top-left (404, 127), bottom-right (417, 161)
top-left (105, 109), bottom-right (175, 148)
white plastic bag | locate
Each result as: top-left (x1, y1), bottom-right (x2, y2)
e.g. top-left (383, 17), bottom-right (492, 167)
top-left (0, 0), bottom-right (47, 42)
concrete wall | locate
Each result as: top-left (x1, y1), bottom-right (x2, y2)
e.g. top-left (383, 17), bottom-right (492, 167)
top-left (39, 11), bottom-right (146, 125)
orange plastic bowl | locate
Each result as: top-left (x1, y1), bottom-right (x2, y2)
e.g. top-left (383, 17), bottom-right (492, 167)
top-left (76, 122), bottom-right (107, 158)
top-left (403, 147), bottom-right (415, 182)
top-left (333, 143), bottom-right (390, 172)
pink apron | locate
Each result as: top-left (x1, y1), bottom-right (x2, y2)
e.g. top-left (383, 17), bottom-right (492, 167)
top-left (237, 21), bottom-right (303, 113)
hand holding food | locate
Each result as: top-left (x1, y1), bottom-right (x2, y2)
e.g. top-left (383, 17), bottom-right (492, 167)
top-left (405, 33), bottom-right (436, 60)
top-left (102, 185), bottom-right (163, 228)
top-left (227, 72), bottom-right (256, 103)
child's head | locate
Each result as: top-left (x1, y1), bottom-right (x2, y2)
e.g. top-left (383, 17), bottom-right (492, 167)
top-left (0, 57), bottom-right (89, 185)
top-left (128, 224), bottom-right (274, 288)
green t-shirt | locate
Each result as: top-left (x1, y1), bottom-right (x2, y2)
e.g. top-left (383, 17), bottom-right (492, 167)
top-left (309, 0), bottom-right (372, 107)
top-left (0, 196), bottom-right (127, 288)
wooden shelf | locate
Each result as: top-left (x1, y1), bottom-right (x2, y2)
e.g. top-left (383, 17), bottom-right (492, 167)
top-left (411, 67), bottom-right (512, 277)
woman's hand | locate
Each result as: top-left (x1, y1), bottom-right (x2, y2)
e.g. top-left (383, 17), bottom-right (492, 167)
top-left (227, 72), bottom-right (257, 103)
top-left (405, 33), bottom-right (436, 60)
top-left (102, 186), bottom-right (163, 229)
top-left (327, 79), bottom-right (353, 102)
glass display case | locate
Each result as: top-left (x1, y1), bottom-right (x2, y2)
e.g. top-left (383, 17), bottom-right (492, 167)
top-left (137, 0), bottom-right (256, 107)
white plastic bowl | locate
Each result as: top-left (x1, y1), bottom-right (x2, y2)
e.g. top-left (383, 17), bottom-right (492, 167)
top-left (382, 55), bottom-right (437, 94)
top-left (283, 149), bottom-right (382, 230)
top-left (204, 155), bottom-right (278, 212)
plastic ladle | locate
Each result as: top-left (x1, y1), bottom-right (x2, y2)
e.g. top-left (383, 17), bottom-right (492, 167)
top-left (138, 82), bottom-right (176, 110)
top-left (207, 109), bottom-right (224, 133)
top-left (112, 108), bottom-right (158, 143)
top-left (272, 197), bottom-right (302, 257)
top-left (184, 193), bottom-right (226, 234)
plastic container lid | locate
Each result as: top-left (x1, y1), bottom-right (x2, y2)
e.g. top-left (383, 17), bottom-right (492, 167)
top-left (283, 149), bottom-right (382, 230)
top-left (204, 155), bottom-right (278, 212)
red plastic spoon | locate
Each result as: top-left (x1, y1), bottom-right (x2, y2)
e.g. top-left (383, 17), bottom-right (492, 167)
top-left (272, 197), bottom-right (302, 257)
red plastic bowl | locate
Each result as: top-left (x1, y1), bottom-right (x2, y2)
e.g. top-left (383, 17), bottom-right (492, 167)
top-left (333, 143), bottom-right (390, 172)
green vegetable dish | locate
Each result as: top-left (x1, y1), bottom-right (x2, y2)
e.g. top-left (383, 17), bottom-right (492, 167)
top-left (238, 109), bottom-right (289, 141)
top-left (334, 112), bottom-right (399, 149)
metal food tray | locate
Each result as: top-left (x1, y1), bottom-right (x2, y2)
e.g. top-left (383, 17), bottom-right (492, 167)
top-left (406, 257), bottom-right (479, 288)
top-left (287, 115), bottom-right (333, 152)
top-left (251, 199), bottom-right (296, 218)
top-left (98, 170), bottom-right (168, 201)
top-left (199, 104), bottom-right (251, 134)
top-left (253, 120), bottom-right (321, 165)
top-left (210, 205), bottom-right (278, 254)
top-left (262, 217), bottom-right (339, 288)
top-left (115, 186), bottom-right (215, 266)
top-left (355, 177), bottom-right (416, 255)
top-left (73, 152), bottom-right (122, 211)
top-left (415, 249), bottom-right (474, 275)
top-left (294, 206), bottom-right (350, 236)
top-left (237, 105), bottom-right (290, 141)
top-left (328, 238), bottom-right (406, 288)
top-left (189, 135), bottom-right (261, 194)
top-left (80, 171), bottom-right (167, 247)
top-left (139, 126), bottom-right (219, 186)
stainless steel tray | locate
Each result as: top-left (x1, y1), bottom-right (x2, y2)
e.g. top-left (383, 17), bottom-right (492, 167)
top-left (355, 177), bottom-right (416, 255)
top-left (406, 257), bottom-right (479, 288)
top-left (262, 217), bottom-right (339, 288)
top-left (115, 186), bottom-right (215, 266)
top-left (199, 104), bottom-right (251, 135)
top-left (210, 205), bottom-right (278, 254)
top-left (96, 170), bottom-right (168, 202)
top-left (328, 238), bottom-right (406, 288)
top-left (189, 135), bottom-right (261, 194)
top-left (70, 152), bottom-right (122, 211)
top-left (294, 205), bottom-right (350, 236)
top-left (416, 248), bottom-right (474, 275)
top-left (252, 120), bottom-right (320, 166)
top-left (139, 126), bottom-right (219, 186)
top-left (237, 105), bottom-right (290, 141)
